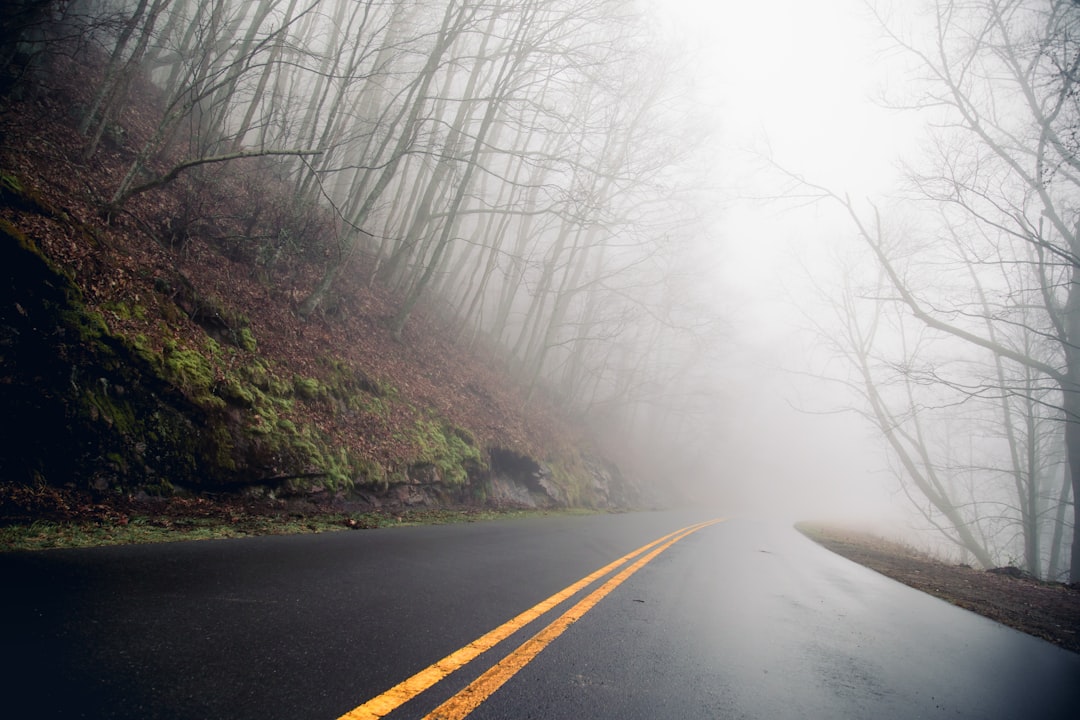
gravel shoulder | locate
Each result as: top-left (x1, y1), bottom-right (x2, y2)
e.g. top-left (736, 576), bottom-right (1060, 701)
top-left (796, 523), bottom-right (1080, 655)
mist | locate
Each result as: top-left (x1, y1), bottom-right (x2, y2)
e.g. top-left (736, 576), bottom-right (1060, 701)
top-left (646, 0), bottom-right (1076, 580)
top-left (7, 0), bottom-right (1075, 580)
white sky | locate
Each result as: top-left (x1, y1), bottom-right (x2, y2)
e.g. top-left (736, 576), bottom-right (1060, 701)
top-left (659, 3), bottom-right (914, 175)
top-left (651, 0), bottom-right (925, 339)
top-left (653, 0), bottom-right (928, 530)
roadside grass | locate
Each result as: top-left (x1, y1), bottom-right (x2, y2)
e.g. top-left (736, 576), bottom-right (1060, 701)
top-left (795, 521), bottom-right (938, 562)
top-left (0, 507), bottom-right (599, 552)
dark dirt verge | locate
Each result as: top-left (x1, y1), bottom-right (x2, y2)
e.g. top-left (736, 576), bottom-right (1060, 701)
top-left (797, 523), bottom-right (1080, 655)
top-left (0, 485), bottom-right (575, 551)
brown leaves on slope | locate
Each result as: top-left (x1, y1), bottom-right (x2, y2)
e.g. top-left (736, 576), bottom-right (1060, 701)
top-left (0, 54), bottom-right (578, 478)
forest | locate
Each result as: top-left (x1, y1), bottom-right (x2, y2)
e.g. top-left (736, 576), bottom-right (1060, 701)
top-left (2, 0), bottom-right (1079, 585)
top-left (0, 0), bottom-right (720, 526)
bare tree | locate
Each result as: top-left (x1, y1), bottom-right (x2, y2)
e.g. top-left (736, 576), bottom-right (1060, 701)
top-left (12, 0), bottom-right (725, 514)
top-left (822, 0), bottom-right (1080, 580)
top-left (79, 0), bottom-right (170, 161)
top-left (297, 0), bottom-right (481, 317)
top-left (102, 0), bottom-right (317, 211)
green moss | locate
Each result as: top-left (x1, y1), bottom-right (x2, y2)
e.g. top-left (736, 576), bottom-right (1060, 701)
top-left (82, 382), bottom-right (138, 435)
top-left (2, 173), bottom-right (96, 245)
top-left (143, 478), bottom-right (174, 496)
top-left (313, 355), bottom-right (385, 410)
top-left (105, 452), bottom-right (129, 473)
top-left (161, 341), bottom-right (223, 408)
top-left (3, 201), bottom-right (501, 500)
top-left (65, 307), bottom-right (110, 345)
top-left (359, 394), bottom-right (392, 417)
top-left (240, 360), bottom-right (271, 389)
top-left (220, 376), bottom-right (255, 408)
top-left (238, 327), bottom-right (257, 352)
top-left (409, 417), bottom-right (485, 486)
top-left (208, 422), bottom-right (237, 471)
top-left (0, 218), bottom-right (28, 250)
top-left (376, 379), bottom-right (400, 399)
top-left (355, 457), bottom-right (386, 486)
top-left (319, 355), bottom-right (352, 379)
top-left (103, 301), bottom-right (130, 320)
top-left (323, 448), bottom-right (354, 490)
top-left (545, 457), bottom-right (595, 508)
top-left (270, 382), bottom-right (294, 404)
top-left (239, 360), bottom-right (293, 400)
top-left (1, 171), bottom-right (23, 194)
top-left (129, 333), bottom-right (158, 364)
top-left (293, 375), bottom-right (323, 401)
top-left (0, 171), bottom-right (49, 214)
top-left (188, 295), bottom-right (255, 351)
top-left (101, 300), bottom-right (145, 322)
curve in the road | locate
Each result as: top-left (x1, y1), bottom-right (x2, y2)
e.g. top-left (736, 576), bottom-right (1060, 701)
top-left (338, 518), bottom-right (726, 720)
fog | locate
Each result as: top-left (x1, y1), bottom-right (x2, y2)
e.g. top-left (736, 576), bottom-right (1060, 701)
top-left (642, 0), bottom-right (917, 530)
top-left (22, 0), bottom-right (1073, 577)
top-left (653, 0), bottom-right (1071, 579)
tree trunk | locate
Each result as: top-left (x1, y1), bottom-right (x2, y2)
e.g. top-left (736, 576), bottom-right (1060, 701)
top-left (79, 0), bottom-right (150, 139)
top-left (82, 0), bottom-right (169, 161)
top-left (1047, 462), bottom-right (1072, 581)
top-left (299, 0), bottom-right (471, 317)
top-left (233, 0), bottom-right (301, 150)
top-left (1063, 262), bottom-right (1080, 582)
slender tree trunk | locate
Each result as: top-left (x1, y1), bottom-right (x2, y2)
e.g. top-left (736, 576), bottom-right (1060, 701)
top-left (378, 13), bottom-right (495, 288)
top-left (1047, 462), bottom-right (1072, 580)
top-left (388, 6), bottom-right (536, 338)
top-left (962, 242), bottom-right (1043, 575)
top-left (161, 0), bottom-right (219, 100)
top-left (560, 270), bottom-right (603, 401)
top-left (202, 0), bottom-right (282, 149)
top-left (512, 219), bottom-right (571, 361)
top-left (233, 0), bottom-right (300, 150)
top-left (525, 229), bottom-right (592, 401)
top-left (82, 0), bottom-right (170, 161)
top-left (1023, 370), bottom-right (1042, 577)
top-left (1062, 262), bottom-right (1080, 582)
top-left (299, 0), bottom-right (471, 317)
top-left (79, 0), bottom-right (151, 138)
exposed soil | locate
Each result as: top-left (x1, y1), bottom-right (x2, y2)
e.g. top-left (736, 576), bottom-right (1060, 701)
top-left (797, 523), bottom-right (1080, 655)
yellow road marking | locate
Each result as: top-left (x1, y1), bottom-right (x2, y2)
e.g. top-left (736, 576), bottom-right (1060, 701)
top-left (337, 521), bottom-right (716, 720)
top-left (423, 518), bottom-right (726, 720)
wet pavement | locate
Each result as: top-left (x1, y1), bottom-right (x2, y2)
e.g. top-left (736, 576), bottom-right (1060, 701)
top-left (2, 513), bottom-right (1077, 719)
top-left (476, 517), bottom-right (1080, 719)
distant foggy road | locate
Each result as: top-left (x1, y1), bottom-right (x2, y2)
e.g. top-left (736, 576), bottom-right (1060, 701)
top-left (2, 513), bottom-right (1077, 719)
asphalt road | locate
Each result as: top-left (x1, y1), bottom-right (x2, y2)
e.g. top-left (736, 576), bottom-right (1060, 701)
top-left (2, 511), bottom-right (1078, 719)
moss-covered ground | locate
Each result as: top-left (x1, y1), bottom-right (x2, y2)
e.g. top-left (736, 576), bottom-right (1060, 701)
top-left (0, 484), bottom-right (600, 551)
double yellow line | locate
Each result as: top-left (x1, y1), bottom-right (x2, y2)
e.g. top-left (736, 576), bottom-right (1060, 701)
top-left (338, 518), bottom-right (725, 720)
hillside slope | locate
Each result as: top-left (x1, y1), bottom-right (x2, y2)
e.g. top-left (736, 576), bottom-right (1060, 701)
top-left (0, 55), bottom-right (641, 526)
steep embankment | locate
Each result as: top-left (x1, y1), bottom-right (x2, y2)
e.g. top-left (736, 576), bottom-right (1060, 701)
top-left (0, 57), bottom-right (639, 526)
